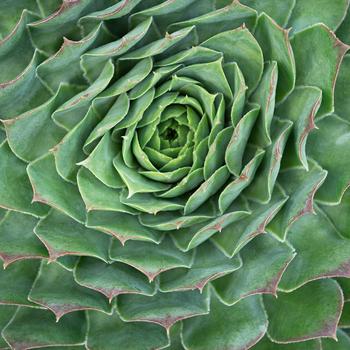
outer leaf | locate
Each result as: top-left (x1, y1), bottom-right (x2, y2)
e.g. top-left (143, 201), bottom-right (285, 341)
top-left (182, 293), bottom-right (268, 350)
top-left (279, 207), bottom-right (350, 291)
top-left (34, 209), bottom-right (110, 263)
top-left (287, 0), bottom-right (350, 34)
top-left (0, 211), bottom-right (47, 268)
top-left (27, 153), bottom-right (86, 223)
top-left (2, 308), bottom-right (87, 349)
top-left (335, 55), bottom-right (350, 122)
top-left (109, 236), bottom-right (193, 281)
top-left (213, 233), bottom-right (295, 305)
top-left (117, 288), bottom-right (210, 330)
top-left (308, 114), bottom-right (350, 204)
top-left (291, 24), bottom-right (349, 117)
top-left (254, 13), bottom-right (295, 101)
top-left (322, 330), bottom-right (350, 350)
top-left (28, 262), bottom-right (110, 320)
top-left (267, 161), bottom-right (327, 240)
top-left (0, 260), bottom-right (40, 307)
top-left (86, 310), bottom-right (168, 350)
top-left (86, 211), bottom-right (162, 244)
top-left (264, 279), bottom-right (343, 343)
top-left (74, 257), bottom-right (155, 302)
top-left (0, 142), bottom-right (49, 217)
top-left (159, 241), bottom-right (242, 292)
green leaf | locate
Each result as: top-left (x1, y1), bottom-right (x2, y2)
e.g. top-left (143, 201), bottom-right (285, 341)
top-left (182, 293), bottom-right (267, 350)
top-left (213, 233), bottom-right (295, 305)
top-left (168, 1), bottom-right (257, 42)
top-left (308, 114), bottom-right (350, 204)
top-left (267, 160), bottom-right (327, 240)
top-left (0, 142), bottom-right (49, 217)
top-left (53, 106), bottom-right (100, 183)
top-left (337, 7), bottom-right (350, 45)
top-left (320, 189), bottom-right (350, 239)
top-left (34, 209), bottom-right (110, 263)
top-left (0, 305), bottom-right (16, 348)
top-left (113, 153), bottom-right (170, 197)
top-left (172, 207), bottom-right (250, 251)
top-left (4, 84), bottom-right (77, 162)
top-left (0, 211), bottom-right (47, 268)
top-left (36, 24), bottom-right (106, 92)
top-left (219, 149), bottom-right (265, 213)
top-left (0, 1), bottom-right (40, 37)
top-left (0, 260), bottom-right (40, 307)
top-left (110, 236), bottom-right (193, 281)
top-left (264, 279), bottom-right (343, 343)
top-left (288, 0), bottom-right (349, 34)
top-left (202, 26), bottom-right (263, 95)
top-left (335, 55), bottom-right (350, 123)
top-left (79, 132), bottom-right (124, 189)
top-left (77, 167), bottom-right (133, 214)
top-left (0, 51), bottom-right (51, 120)
top-left (184, 166), bottom-right (230, 215)
top-left (2, 308), bottom-right (87, 349)
top-left (240, 0), bottom-right (296, 27)
top-left (244, 119), bottom-right (293, 203)
top-left (86, 211), bottom-right (162, 244)
top-left (117, 288), bottom-right (210, 330)
top-left (177, 59), bottom-right (233, 102)
top-left (74, 257), bottom-right (155, 301)
top-left (250, 61), bottom-right (278, 147)
top-left (159, 241), bottom-right (242, 292)
top-left (28, 262), bottom-right (110, 320)
top-left (52, 60), bottom-right (115, 130)
top-left (81, 18), bottom-right (155, 81)
top-left (130, 0), bottom-right (216, 35)
top-left (278, 207), bottom-right (350, 291)
top-left (120, 190), bottom-right (185, 214)
top-left (253, 336), bottom-right (322, 350)
top-left (27, 153), bottom-right (86, 223)
top-left (0, 10), bottom-right (37, 83)
top-left (86, 310), bottom-right (168, 350)
top-left (291, 24), bottom-right (349, 117)
top-left (212, 191), bottom-right (287, 257)
top-left (323, 330), bottom-right (350, 350)
top-left (275, 86), bottom-right (322, 170)
top-left (254, 13), bottom-right (295, 101)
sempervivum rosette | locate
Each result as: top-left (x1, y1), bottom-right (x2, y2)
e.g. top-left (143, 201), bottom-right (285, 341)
top-left (1, 0), bottom-right (350, 349)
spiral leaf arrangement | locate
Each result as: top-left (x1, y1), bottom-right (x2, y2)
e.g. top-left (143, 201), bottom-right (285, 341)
top-left (1, 0), bottom-right (350, 349)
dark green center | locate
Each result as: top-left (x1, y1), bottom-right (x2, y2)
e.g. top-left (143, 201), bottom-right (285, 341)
top-left (164, 127), bottom-right (178, 141)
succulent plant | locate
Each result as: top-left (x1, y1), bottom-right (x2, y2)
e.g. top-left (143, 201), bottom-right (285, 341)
top-left (1, 0), bottom-right (350, 349)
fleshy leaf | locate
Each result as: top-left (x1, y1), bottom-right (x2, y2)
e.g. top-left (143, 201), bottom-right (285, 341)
top-left (254, 13), bottom-right (295, 101)
top-left (0, 142), bottom-right (49, 217)
top-left (288, 0), bottom-right (350, 34)
top-left (27, 153), bottom-right (86, 223)
top-left (28, 262), bottom-right (110, 320)
top-left (182, 293), bottom-right (267, 350)
top-left (87, 310), bottom-right (169, 350)
top-left (276, 86), bottom-right (322, 170)
top-left (267, 160), bottom-right (327, 240)
top-left (308, 114), bottom-right (350, 204)
top-left (279, 207), bottom-right (350, 291)
top-left (335, 55), bottom-right (350, 123)
top-left (2, 308), bottom-right (87, 349)
top-left (291, 24), bottom-right (349, 117)
top-left (0, 211), bottom-right (47, 268)
top-left (159, 241), bottom-right (242, 292)
top-left (117, 288), bottom-right (210, 330)
top-left (201, 26), bottom-right (263, 95)
top-left (213, 233), bottom-right (295, 305)
top-left (109, 236), bottom-right (193, 281)
top-left (322, 330), bottom-right (350, 350)
top-left (74, 257), bottom-right (155, 302)
top-left (86, 211), bottom-right (162, 244)
top-left (265, 279), bottom-right (343, 343)
top-left (0, 260), bottom-right (40, 307)
top-left (34, 209), bottom-right (110, 263)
